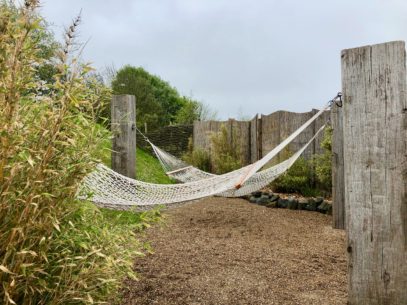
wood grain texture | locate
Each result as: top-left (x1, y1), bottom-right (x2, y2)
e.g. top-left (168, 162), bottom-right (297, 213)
top-left (193, 119), bottom-right (251, 165)
top-left (250, 114), bottom-right (259, 163)
top-left (230, 119), bottom-right (251, 165)
top-left (260, 109), bottom-right (328, 166)
top-left (260, 111), bottom-right (281, 165)
top-left (332, 105), bottom-right (345, 229)
top-left (342, 41), bottom-right (407, 304)
top-left (111, 95), bottom-right (136, 178)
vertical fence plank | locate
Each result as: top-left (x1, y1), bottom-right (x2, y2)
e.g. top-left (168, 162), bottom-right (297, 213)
top-left (250, 114), bottom-right (259, 163)
top-left (257, 115), bottom-right (262, 159)
top-left (111, 95), bottom-right (136, 179)
top-left (193, 119), bottom-right (252, 165)
top-left (342, 41), bottom-right (407, 304)
top-left (331, 105), bottom-right (345, 229)
top-left (260, 111), bottom-right (281, 165)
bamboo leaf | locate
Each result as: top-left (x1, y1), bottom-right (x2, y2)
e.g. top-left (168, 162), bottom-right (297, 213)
top-left (5, 291), bottom-right (17, 305)
top-left (0, 265), bottom-right (15, 274)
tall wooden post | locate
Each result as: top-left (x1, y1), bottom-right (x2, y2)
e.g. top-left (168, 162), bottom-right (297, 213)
top-left (331, 105), bottom-right (345, 229)
top-left (111, 95), bottom-right (136, 178)
top-left (342, 41), bottom-right (407, 304)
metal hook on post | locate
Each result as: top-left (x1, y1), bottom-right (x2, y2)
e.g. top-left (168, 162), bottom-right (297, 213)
top-left (335, 92), bottom-right (343, 107)
top-left (329, 92), bottom-right (343, 108)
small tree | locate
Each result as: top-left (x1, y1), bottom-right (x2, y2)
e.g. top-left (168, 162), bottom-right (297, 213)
top-left (111, 66), bottom-right (165, 130)
top-left (111, 66), bottom-right (194, 130)
top-left (175, 97), bottom-right (201, 125)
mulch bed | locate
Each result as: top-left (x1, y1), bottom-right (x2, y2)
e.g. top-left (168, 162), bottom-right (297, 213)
top-left (122, 197), bottom-right (347, 305)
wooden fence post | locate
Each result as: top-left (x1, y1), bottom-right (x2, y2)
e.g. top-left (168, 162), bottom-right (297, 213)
top-left (342, 41), bottom-right (407, 304)
top-left (331, 105), bottom-right (345, 229)
top-left (111, 95), bottom-right (136, 179)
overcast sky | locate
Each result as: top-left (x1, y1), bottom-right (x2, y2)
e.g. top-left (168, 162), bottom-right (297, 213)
top-left (40, 0), bottom-right (407, 119)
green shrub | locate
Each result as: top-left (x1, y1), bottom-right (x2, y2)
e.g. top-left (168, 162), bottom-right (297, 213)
top-left (271, 126), bottom-right (333, 197)
top-left (37, 202), bottom-right (161, 304)
top-left (182, 137), bottom-right (211, 172)
top-left (271, 155), bottom-right (319, 197)
top-left (210, 124), bottom-right (242, 174)
top-left (314, 126), bottom-right (332, 194)
top-left (183, 125), bottom-right (243, 174)
top-left (0, 2), bottom-right (158, 304)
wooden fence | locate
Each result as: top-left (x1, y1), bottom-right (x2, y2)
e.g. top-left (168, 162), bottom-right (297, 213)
top-left (193, 119), bottom-right (252, 164)
top-left (193, 109), bottom-right (330, 166)
top-left (137, 125), bottom-right (193, 158)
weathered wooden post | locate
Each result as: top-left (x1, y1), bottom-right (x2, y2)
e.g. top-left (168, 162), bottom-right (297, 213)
top-left (111, 95), bottom-right (136, 178)
top-left (331, 104), bottom-right (345, 229)
top-left (342, 41), bottom-right (407, 304)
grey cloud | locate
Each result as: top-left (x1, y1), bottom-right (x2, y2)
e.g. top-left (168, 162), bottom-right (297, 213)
top-left (41, 0), bottom-right (407, 119)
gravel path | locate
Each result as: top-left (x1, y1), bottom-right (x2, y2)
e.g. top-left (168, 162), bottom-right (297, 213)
top-left (122, 197), bottom-right (347, 305)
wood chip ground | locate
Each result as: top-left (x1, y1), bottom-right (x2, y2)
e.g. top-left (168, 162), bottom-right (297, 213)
top-left (122, 197), bottom-right (347, 305)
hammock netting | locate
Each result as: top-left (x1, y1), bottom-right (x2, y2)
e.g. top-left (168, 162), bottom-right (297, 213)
top-left (77, 104), bottom-right (329, 210)
top-left (151, 124), bottom-right (324, 197)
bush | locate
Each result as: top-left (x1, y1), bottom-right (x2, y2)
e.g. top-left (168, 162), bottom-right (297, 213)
top-left (271, 126), bottom-right (333, 197)
top-left (0, 2), bottom-right (157, 304)
top-left (271, 155), bottom-right (318, 197)
top-left (36, 202), bottom-right (161, 304)
top-left (182, 137), bottom-right (211, 172)
top-left (210, 124), bottom-right (242, 174)
top-left (183, 125), bottom-right (243, 174)
top-left (314, 126), bottom-right (332, 194)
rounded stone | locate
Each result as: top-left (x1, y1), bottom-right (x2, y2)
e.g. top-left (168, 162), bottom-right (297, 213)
top-left (277, 198), bottom-right (289, 208)
top-left (315, 197), bottom-right (324, 204)
top-left (287, 197), bottom-right (298, 210)
top-left (257, 195), bottom-right (271, 205)
top-left (298, 198), bottom-right (308, 210)
top-left (317, 201), bottom-right (328, 213)
top-left (249, 196), bottom-right (257, 203)
top-left (266, 201), bottom-right (278, 208)
top-left (305, 199), bottom-right (317, 211)
top-left (252, 191), bottom-right (262, 198)
top-left (270, 195), bottom-right (280, 202)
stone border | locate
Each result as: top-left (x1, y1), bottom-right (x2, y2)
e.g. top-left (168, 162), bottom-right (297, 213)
top-left (246, 191), bottom-right (332, 215)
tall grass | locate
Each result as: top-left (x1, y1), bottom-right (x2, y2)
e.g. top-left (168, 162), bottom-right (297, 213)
top-left (209, 124), bottom-right (242, 174)
top-left (182, 137), bottom-right (211, 173)
top-left (182, 125), bottom-right (242, 174)
top-left (0, 2), bottom-right (159, 304)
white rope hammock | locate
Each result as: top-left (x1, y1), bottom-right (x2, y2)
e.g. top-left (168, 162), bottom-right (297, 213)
top-left (151, 125), bottom-right (325, 197)
top-left (77, 104), bottom-right (329, 210)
